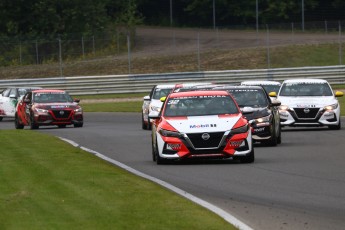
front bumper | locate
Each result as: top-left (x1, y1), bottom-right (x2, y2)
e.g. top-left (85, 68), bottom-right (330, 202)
top-left (279, 107), bottom-right (339, 127)
top-left (156, 130), bottom-right (253, 160)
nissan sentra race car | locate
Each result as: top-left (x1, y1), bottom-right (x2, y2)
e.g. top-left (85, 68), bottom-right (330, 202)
top-left (276, 79), bottom-right (343, 130)
top-left (15, 89), bottom-right (83, 129)
top-left (216, 85), bottom-right (282, 146)
top-left (149, 90), bottom-right (254, 164)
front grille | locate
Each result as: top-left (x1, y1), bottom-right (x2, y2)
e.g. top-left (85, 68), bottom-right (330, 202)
top-left (186, 132), bottom-right (225, 149)
top-left (294, 108), bottom-right (320, 119)
top-left (52, 110), bottom-right (72, 119)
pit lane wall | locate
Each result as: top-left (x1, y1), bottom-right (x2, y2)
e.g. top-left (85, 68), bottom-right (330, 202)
top-left (0, 65), bottom-right (344, 95)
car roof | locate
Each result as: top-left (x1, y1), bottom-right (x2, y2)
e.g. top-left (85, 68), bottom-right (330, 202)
top-left (169, 90), bottom-right (229, 98)
top-left (215, 85), bottom-right (264, 90)
top-left (155, 84), bottom-right (175, 89)
top-left (32, 89), bottom-right (66, 93)
top-left (241, 80), bottom-right (281, 85)
top-left (282, 78), bottom-right (328, 84)
top-left (8, 86), bottom-right (42, 89)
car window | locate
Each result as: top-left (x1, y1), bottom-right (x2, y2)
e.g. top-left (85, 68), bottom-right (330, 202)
top-left (227, 89), bottom-right (269, 108)
top-left (33, 92), bottom-right (73, 103)
top-left (279, 82), bottom-right (332, 96)
top-left (164, 95), bottom-right (239, 117)
top-left (261, 85), bottom-right (280, 94)
top-left (152, 88), bottom-right (172, 100)
top-left (2, 89), bottom-right (11, 97)
top-left (18, 88), bottom-right (29, 97)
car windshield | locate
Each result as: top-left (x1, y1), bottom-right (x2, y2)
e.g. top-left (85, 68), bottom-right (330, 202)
top-left (164, 95), bottom-right (239, 117)
top-left (152, 88), bottom-right (172, 100)
top-left (261, 85), bottom-right (281, 94)
top-left (33, 92), bottom-right (74, 103)
top-left (18, 89), bottom-right (30, 97)
top-left (227, 89), bottom-right (269, 108)
top-left (279, 82), bottom-right (333, 96)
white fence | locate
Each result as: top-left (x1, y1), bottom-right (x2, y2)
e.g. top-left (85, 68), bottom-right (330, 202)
top-left (1, 65), bottom-right (344, 95)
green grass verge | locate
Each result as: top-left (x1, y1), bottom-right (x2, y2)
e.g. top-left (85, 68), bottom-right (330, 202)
top-left (0, 130), bottom-right (235, 230)
top-left (81, 97), bottom-right (345, 116)
top-left (81, 101), bottom-right (142, 112)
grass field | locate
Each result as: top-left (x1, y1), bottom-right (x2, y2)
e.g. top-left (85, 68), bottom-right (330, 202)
top-left (0, 130), bottom-right (235, 230)
top-left (80, 94), bottom-right (345, 116)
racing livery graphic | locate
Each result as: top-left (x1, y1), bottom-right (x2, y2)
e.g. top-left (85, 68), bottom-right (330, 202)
top-left (149, 90), bottom-right (254, 164)
top-left (15, 89), bottom-right (83, 129)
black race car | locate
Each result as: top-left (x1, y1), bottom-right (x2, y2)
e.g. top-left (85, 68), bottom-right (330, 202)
top-left (215, 85), bottom-right (282, 146)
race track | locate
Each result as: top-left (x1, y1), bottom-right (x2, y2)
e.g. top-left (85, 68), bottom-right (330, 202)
top-left (2, 112), bottom-right (345, 230)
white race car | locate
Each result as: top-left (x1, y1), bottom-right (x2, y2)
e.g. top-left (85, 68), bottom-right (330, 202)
top-left (0, 87), bottom-right (42, 121)
top-left (149, 90), bottom-right (254, 164)
top-left (142, 84), bottom-right (175, 130)
top-left (276, 79), bottom-right (343, 130)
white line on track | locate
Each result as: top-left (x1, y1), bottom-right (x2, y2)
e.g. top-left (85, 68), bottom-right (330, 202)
top-left (59, 137), bottom-right (254, 230)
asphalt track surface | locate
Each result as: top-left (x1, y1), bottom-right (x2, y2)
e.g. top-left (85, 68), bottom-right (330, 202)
top-left (2, 113), bottom-right (345, 230)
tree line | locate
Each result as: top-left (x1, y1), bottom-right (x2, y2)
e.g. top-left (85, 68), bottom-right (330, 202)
top-left (0, 0), bottom-right (345, 39)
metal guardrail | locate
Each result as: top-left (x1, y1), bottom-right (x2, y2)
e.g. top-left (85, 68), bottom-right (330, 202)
top-left (0, 66), bottom-right (344, 95)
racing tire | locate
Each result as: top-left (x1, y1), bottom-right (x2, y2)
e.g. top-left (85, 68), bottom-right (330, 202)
top-left (329, 119), bottom-right (341, 130)
top-left (267, 123), bottom-right (278, 146)
top-left (58, 125), bottom-right (66, 128)
top-left (142, 113), bottom-right (147, 130)
top-left (74, 123), bottom-right (83, 128)
top-left (30, 114), bottom-right (39, 129)
top-left (14, 113), bottom-right (24, 129)
top-left (239, 148), bottom-right (255, 163)
top-left (151, 136), bottom-right (156, 161)
top-left (277, 124), bottom-right (282, 144)
top-left (0, 117), bottom-right (3, 121)
top-left (153, 138), bottom-right (167, 165)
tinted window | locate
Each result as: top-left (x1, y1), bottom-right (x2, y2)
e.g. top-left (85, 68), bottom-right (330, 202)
top-left (152, 88), bottom-right (172, 100)
top-left (164, 95), bottom-right (239, 117)
top-left (227, 89), bottom-right (269, 108)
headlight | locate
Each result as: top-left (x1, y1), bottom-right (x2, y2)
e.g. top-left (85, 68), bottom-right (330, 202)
top-left (324, 103), bottom-right (338, 111)
top-left (150, 105), bottom-right (161, 113)
top-left (159, 128), bottom-right (181, 138)
top-left (34, 108), bottom-right (48, 113)
top-left (231, 124), bottom-right (249, 134)
top-left (74, 107), bottom-right (83, 113)
top-left (255, 114), bottom-right (271, 124)
top-left (279, 105), bottom-right (290, 111)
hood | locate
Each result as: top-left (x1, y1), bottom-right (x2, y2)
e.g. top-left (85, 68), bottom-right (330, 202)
top-left (166, 114), bottom-right (241, 134)
top-left (150, 99), bottom-right (163, 108)
top-left (278, 96), bottom-right (337, 108)
top-left (34, 102), bottom-right (80, 110)
top-left (241, 107), bottom-right (270, 120)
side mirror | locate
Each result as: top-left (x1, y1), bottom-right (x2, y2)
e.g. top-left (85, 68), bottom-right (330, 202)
top-left (143, 95), bottom-right (150, 101)
top-left (149, 111), bottom-right (160, 120)
top-left (335, 91), bottom-right (344, 97)
top-left (9, 94), bottom-right (17, 99)
top-left (74, 99), bottom-right (80, 103)
top-left (271, 99), bottom-right (281, 107)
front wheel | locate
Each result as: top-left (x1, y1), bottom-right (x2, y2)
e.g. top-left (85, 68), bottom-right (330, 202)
top-left (14, 113), bottom-right (24, 129)
top-left (74, 122), bottom-right (83, 128)
top-left (30, 114), bottom-right (39, 129)
top-left (329, 119), bottom-right (341, 130)
top-left (239, 144), bottom-right (255, 163)
top-left (153, 138), bottom-right (166, 165)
